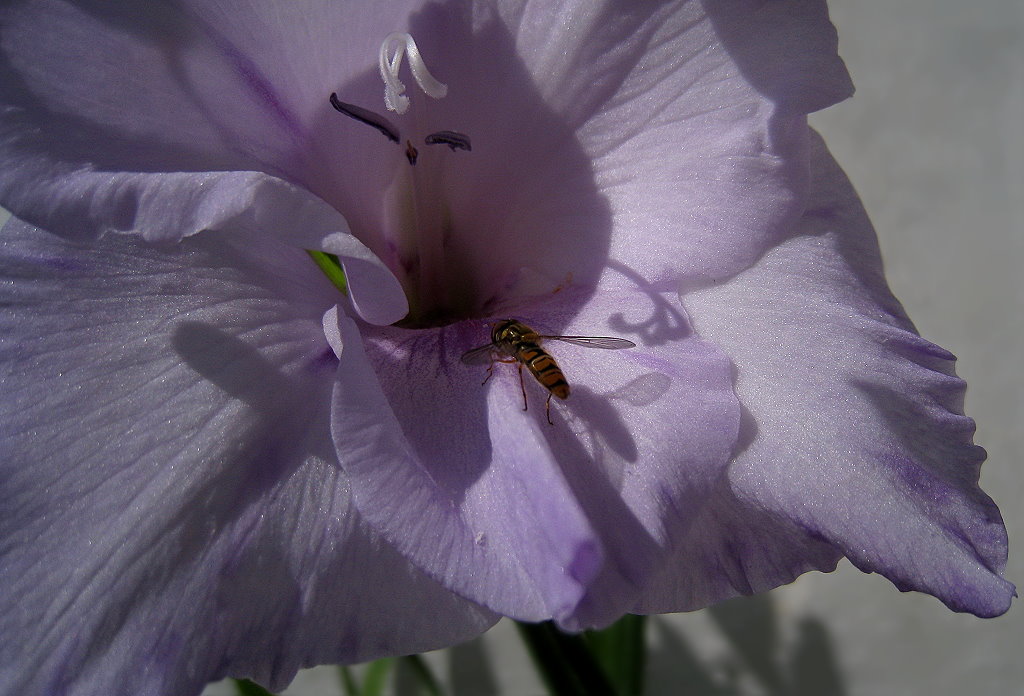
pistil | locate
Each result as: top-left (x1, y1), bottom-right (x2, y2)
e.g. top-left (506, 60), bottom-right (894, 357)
top-left (378, 32), bottom-right (448, 115)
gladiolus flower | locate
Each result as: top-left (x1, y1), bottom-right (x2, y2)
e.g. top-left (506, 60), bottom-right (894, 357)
top-left (0, 1), bottom-right (1012, 694)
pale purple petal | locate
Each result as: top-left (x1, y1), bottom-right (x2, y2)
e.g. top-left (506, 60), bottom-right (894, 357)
top-left (329, 310), bottom-right (605, 622)
top-left (0, 0), bottom-right (429, 235)
top-left (355, 0), bottom-right (854, 309)
top-left (3, 165), bottom-right (405, 323)
top-left (0, 1), bottom-right (417, 324)
top-left (1, 7), bottom-right (1011, 695)
top-left (1, 1), bottom-right (852, 323)
top-left (575, 0), bottom-right (852, 286)
top-left (635, 133), bottom-right (1013, 617)
top-left (330, 282), bottom-right (740, 629)
top-left (0, 219), bottom-right (495, 695)
top-left (0, 0), bottom-right (423, 182)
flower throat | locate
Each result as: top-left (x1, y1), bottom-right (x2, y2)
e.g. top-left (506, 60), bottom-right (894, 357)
top-left (324, 33), bottom-right (479, 328)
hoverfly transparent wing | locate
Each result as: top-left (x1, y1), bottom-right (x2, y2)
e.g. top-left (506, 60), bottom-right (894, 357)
top-left (539, 335), bottom-right (636, 349)
top-left (461, 343), bottom-right (497, 365)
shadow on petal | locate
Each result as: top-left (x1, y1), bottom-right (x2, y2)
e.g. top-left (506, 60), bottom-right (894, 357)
top-left (360, 321), bottom-right (495, 501)
top-left (701, 0), bottom-right (854, 117)
top-left (308, 1), bottom-right (619, 327)
top-left (170, 321), bottom-right (335, 531)
top-left (607, 371), bottom-right (672, 408)
top-left (606, 260), bottom-right (693, 347)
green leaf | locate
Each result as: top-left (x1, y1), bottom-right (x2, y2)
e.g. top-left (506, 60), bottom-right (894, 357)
top-left (584, 614), bottom-right (647, 696)
top-left (232, 678), bottom-right (276, 696)
top-left (338, 665), bottom-right (360, 696)
top-left (400, 654), bottom-right (445, 696)
top-left (361, 657), bottom-right (395, 696)
top-left (515, 621), bottom-right (617, 696)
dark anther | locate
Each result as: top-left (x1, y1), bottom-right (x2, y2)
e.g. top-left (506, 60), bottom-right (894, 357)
top-left (329, 93), bottom-right (400, 143)
top-left (424, 130), bottom-right (472, 152)
top-left (405, 140), bottom-right (419, 166)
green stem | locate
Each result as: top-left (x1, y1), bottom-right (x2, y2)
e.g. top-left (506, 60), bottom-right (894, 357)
top-left (231, 679), bottom-right (276, 696)
top-left (515, 621), bottom-right (617, 696)
top-left (584, 614), bottom-right (647, 696)
top-left (338, 666), bottom-right (359, 696)
top-left (306, 249), bottom-right (349, 295)
top-left (361, 657), bottom-right (395, 696)
top-left (401, 654), bottom-right (445, 696)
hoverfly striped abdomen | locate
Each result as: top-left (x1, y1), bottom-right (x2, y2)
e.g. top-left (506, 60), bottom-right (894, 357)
top-left (463, 318), bottom-right (635, 424)
top-left (515, 342), bottom-right (570, 400)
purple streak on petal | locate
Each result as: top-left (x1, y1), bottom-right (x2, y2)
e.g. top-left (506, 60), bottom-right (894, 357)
top-left (889, 452), bottom-right (960, 504)
top-left (2, 250), bottom-right (85, 272)
top-left (879, 449), bottom-right (1008, 573)
top-left (568, 540), bottom-right (603, 585)
top-left (308, 346), bottom-right (339, 373)
top-left (192, 13), bottom-right (307, 145)
top-left (871, 324), bottom-right (960, 363)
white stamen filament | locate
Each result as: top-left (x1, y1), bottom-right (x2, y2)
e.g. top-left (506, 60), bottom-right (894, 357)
top-left (378, 32), bottom-right (448, 114)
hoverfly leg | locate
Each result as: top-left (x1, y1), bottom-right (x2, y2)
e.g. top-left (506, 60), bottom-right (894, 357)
top-left (545, 393), bottom-right (554, 425)
top-left (517, 363), bottom-right (528, 411)
top-left (481, 356), bottom-right (515, 386)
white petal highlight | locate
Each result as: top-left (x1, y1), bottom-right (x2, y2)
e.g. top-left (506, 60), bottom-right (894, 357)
top-left (322, 305), bottom-right (345, 359)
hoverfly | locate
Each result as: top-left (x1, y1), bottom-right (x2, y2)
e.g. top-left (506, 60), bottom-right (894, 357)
top-left (461, 319), bottom-right (636, 424)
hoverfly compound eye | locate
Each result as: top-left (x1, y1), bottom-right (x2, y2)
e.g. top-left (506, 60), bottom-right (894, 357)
top-left (424, 130), bottom-right (472, 152)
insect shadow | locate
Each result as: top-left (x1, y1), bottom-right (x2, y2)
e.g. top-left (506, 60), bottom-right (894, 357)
top-left (605, 259), bottom-right (692, 347)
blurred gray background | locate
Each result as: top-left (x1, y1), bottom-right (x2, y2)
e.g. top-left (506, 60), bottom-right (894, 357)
top-left (5, 0), bottom-right (1010, 694)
